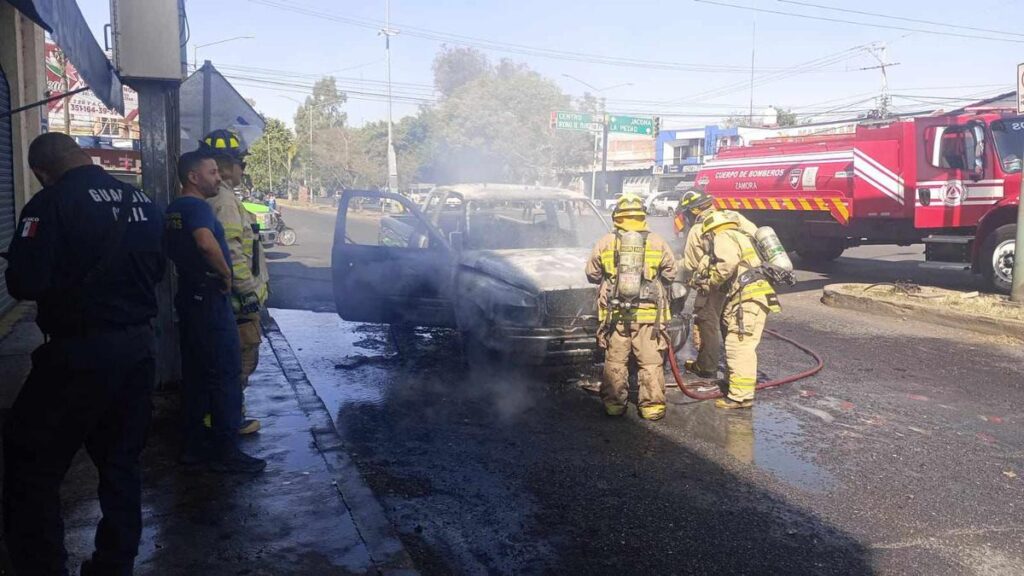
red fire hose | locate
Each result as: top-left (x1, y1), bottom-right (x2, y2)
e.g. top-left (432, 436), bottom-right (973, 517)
top-left (666, 329), bottom-right (824, 401)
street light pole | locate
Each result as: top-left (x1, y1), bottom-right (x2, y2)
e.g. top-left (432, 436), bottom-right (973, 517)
top-left (381, 0), bottom-right (399, 192)
top-left (192, 36), bottom-right (254, 70)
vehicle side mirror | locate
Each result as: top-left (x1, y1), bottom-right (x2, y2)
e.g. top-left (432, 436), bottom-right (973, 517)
top-left (449, 231), bottom-right (464, 252)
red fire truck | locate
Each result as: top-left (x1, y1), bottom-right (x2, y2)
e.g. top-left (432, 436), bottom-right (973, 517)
top-left (695, 111), bottom-right (1021, 292)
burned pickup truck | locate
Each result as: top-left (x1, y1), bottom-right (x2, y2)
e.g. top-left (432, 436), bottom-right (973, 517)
top-left (331, 184), bottom-right (611, 365)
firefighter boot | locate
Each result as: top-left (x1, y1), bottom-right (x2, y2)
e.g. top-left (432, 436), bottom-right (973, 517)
top-left (639, 404), bottom-right (666, 420)
top-left (605, 403), bottom-right (627, 417)
top-left (715, 397), bottom-right (753, 410)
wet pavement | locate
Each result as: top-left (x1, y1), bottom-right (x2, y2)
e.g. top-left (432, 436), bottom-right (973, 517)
top-left (263, 208), bottom-right (1024, 575)
top-left (0, 308), bottom-right (413, 575)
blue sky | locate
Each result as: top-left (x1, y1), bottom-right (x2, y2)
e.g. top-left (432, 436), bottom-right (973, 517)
top-left (78, 0), bottom-right (1020, 129)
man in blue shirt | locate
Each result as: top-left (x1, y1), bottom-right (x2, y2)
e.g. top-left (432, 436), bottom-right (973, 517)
top-left (3, 133), bottom-right (164, 575)
top-left (165, 150), bottom-right (265, 474)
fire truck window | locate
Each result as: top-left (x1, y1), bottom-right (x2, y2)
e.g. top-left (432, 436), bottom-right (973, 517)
top-left (991, 119), bottom-right (1024, 173)
top-left (930, 127), bottom-right (967, 170)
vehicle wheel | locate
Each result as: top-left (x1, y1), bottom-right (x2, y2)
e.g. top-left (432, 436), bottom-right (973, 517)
top-left (278, 228), bottom-right (297, 246)
top-left (981, 223), bottom-right (1015, 294)
top-left (796, 238), bottom-right (845, 263)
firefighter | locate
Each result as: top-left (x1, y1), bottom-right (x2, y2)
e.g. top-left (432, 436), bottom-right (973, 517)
top-left (694, 210), bottom-right (781, 409)
top-left (675, 186), bottom-right (757, 379)
top-left (201, 129), bottom-right (269, 435)
top-left (3, 133), bottom-right (164, 574)
top-left (586, 194), bottom-right (678, 420)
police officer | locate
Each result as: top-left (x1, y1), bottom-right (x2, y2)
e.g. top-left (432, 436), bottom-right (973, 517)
top-left (2, 133), bottom-right (164, 575)
top-left (675, 187), bottom-right (758, 379)
top-left (165, 150), bottom-right (266, 473)
top-left (586, 194), bottom-right (677, 420)
top-left (694, 211), bottom-right (781, 409)
top-left (201, 130), bottom-right (269, 435)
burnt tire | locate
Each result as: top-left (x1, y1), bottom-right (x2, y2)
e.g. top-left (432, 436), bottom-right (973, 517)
top-left (981, 223), bottom-right (1015, 294)
top-left (796, 239), bottom-right (845, 263)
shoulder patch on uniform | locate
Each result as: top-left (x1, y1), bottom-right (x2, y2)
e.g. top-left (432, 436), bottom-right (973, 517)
top-left (20, 217), bottom-right (40, 238)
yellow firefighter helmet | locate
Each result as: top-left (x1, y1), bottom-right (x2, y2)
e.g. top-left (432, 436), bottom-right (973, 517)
top-left (701, 210), bottom-right (741, 236)
top-left (612, 193), bottom-right (647, 219)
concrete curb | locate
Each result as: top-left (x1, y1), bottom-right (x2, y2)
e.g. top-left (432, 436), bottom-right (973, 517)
top-left (262, 314), bottom-right (419, 576)
top-left (821, 284), bottom-right (1024, 342)
top-left (277, 201), bottom-right (337, 214)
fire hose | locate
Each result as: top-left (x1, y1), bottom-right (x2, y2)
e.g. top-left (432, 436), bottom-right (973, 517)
top-left (665, 328), bottom-right (824, 401)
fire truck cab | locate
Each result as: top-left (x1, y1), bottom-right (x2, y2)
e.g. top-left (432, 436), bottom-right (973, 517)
top-left (695, 112), bottom-right (1020, 293)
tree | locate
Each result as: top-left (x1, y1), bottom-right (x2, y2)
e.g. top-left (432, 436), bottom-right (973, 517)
top-left (432, 46), bottom-right (490, 97)
top-left (293, 77), bottom-right (347, 190)
top-left (423, 62), bottom-right (592, 184)
top-left (773, 106), bottom-right (798, 127)
top-left (246, 118), bottom-right (297, 196)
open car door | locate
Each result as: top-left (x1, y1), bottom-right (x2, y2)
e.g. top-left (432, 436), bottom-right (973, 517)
top-left (332, 190), bottom-right (456, 327)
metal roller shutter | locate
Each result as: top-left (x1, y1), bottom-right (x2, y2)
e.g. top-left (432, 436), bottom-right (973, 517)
top-left (0, 65), bottom-right (16, 315)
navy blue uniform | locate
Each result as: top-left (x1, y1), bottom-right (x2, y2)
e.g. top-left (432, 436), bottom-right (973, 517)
top-left (164, 197), bottom-right (241, 454)
top-left (3, 165), bottom-right (164, 575)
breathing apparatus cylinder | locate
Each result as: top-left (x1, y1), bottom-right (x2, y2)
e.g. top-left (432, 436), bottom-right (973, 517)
top-left (754, 226), bottom-right (794, 272)
top-left (615, 231), bottom-right (646, 300)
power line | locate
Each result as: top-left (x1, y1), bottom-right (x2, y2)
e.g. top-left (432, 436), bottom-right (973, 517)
top-left (777, 0), bottom-right (1024, 38)
top-left (693, 0), bottom-right (1024, 44)
top-left (247, 0), bottom-right (815, 74)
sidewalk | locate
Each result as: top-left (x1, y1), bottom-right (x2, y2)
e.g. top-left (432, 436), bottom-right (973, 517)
top-left (0, 306), bottom-right (415, 575)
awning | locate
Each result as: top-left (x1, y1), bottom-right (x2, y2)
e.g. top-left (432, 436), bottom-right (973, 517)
top-left (179, 62), bottom-right (265, 152)
top-left (5, 0), bottom-right (124, 114)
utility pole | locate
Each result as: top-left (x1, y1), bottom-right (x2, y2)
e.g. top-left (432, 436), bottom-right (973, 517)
top-left (382, 0), bottom-right (398, 192)
top-left (748, 21), bottom-right (756, 125)
top-left (590, 132), bottom-right (599, 201)
top-left (600, 98), bottom-right (609, 200)
top-left (60, 51), bottom-right (71, 134)
top-left (862, 44), bottom-right (899, 118)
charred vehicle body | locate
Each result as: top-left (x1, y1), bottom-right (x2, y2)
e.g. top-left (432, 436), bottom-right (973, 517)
top-left (332, 184), bottom-right (616, 365)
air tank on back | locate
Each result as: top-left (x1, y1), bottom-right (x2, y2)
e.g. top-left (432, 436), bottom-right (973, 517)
top-left (754, 226), bottom-right (794, 272)
top-left (615, 231), bottom-right (646, 299)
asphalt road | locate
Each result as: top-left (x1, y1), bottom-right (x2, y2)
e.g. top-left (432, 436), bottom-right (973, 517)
top-left (267, 205), bottom-right (1023, 575)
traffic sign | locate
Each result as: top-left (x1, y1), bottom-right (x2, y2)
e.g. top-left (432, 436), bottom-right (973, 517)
top-left (1017, 63), bottom-right (1024, 114)
top-left (608, 114), bottom-right (654, 136)
top-left (550, 111), bottom-right (603, 132)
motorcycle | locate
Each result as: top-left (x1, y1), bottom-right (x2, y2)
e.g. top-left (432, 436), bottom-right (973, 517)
top-left (273, 209), bottom-right (297, 246)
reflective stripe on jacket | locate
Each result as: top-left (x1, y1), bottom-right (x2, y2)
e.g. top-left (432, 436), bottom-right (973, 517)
top-left (704, 228), bottom-right (780, 313)
top-left (208, 184), bottom-right (269, 313)
top-left (586, 232), bottom-right (677, 325)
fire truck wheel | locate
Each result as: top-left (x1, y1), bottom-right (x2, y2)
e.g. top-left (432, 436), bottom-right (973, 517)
top-left (796, 239), bottom-right (845, 263)
top-left (981, 223), bottom-right (1015, 294)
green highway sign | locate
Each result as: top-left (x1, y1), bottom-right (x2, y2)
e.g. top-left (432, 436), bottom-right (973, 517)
top-left (550, 111), bottom-right (603, 132)
top-left (608, 114), bottom-right (654, 136)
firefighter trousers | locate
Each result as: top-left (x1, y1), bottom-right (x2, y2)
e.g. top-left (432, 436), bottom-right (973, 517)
top-left (601, 323), bottom-right (668, 410)
top-left (237, 314), bottom-right (262, 393)
top-left (693, 289), bottom-right (726, 374)
top-left (722, 300), bottom-right (768, 403)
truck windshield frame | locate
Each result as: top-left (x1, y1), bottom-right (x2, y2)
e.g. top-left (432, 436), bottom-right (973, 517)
top-left (989, 117), bottom-right (1024, 174)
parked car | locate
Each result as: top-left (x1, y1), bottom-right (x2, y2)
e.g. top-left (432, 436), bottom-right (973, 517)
top-left (646, 191), bottom-right (683, 216)
top-left (334, 184), bottom-right (621, 366)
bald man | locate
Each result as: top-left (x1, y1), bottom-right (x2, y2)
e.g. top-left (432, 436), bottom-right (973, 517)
top-left (3, 133), bottom-right (164, 575)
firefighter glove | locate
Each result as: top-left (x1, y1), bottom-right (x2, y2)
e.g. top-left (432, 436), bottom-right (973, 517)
top-left (239, 291), bottom-right (261, 314)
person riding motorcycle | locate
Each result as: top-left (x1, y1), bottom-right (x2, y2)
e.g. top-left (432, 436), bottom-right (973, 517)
top-left (693, 210), bottom-right (781, 409)
top-left (586, 194), bottom-right (678, 420)
top-left (675, 186), bottom-right (757, 379)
